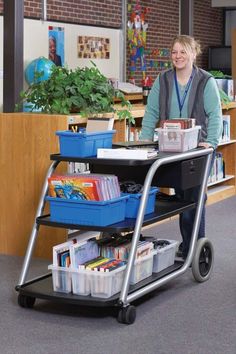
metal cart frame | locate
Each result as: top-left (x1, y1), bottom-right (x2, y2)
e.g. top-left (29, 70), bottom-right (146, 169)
top-left (16, 148), bottom-right (213, 324)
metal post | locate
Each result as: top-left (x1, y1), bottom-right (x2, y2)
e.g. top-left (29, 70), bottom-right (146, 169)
top-left (17, 161), bottom-right (59, 287)
top-left (3, 0), bottom-right (24, 112)
top-left (180, 0), bottom-right (194, 35)
top-left (41, 0), bottom-right (47, 21)
top-left (119, 148), bottom-right (213, 305)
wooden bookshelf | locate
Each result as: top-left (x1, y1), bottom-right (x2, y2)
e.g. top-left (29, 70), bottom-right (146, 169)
top-left (207, 106), bottom-right (236, 204)
top-left (67, 103), bottom-right (145, 143)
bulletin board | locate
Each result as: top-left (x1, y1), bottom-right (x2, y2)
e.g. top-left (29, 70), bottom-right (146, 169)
top-left (0, 17), bottom-right (122, 111)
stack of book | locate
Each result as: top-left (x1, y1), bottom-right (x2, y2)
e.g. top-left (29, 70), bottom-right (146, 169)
top-left (48, 173), bottom-right (120, 201)
top-left (98, 235), bottom-right (154, 261)
top-left (53, 236), bottom-right (99, 268)
top-left (160, 118), bottom-right (196, 129)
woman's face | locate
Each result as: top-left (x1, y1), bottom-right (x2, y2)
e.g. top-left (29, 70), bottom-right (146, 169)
top-left (171, 42), bottom-right (195, 70)
top-left (49, 39), bottom-right (56, 54)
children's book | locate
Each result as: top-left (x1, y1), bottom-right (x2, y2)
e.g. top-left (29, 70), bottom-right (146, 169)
top-left (83, 257), bottom-right (110, 270)
top-left (70, 239), bottom-right (100, 268)
top-left (48, 173), bottom-right (120, 201)
top-left (48, 175), bottom-right (102, 201)
top-left (53, 235), bottom-right (81, 266)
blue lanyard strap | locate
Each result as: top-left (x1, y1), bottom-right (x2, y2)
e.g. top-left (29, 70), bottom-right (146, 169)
top-left (174, 68), bottom-right (195, 117)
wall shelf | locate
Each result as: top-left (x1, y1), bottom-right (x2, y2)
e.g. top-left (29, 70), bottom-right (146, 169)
top-left (208, 174), bottom-right (234, 187)
top-left (218, 139), bottom-right (236, 146)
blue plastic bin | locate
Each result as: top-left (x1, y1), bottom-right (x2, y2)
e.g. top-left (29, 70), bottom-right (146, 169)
top-left (123, 187), bottom-right (158, 218)
top-left (46, 195), bottom-right (128, 226)
top-left (56, 130), bottom-right (116, 157)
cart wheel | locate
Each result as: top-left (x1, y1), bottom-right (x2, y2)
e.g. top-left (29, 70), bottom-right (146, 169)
top-left (18, 294), bottom-right (36, 308)
top-left (117, 305), bottom-right (136, 325)
top-left (192, 238), bottom-right (214, 283)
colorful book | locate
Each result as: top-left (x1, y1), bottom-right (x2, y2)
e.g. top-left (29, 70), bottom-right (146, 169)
top-left (70, 239), bottom-right (99, 268)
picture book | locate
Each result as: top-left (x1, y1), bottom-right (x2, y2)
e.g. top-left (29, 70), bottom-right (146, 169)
top-left (52, 235), bottom-right (82, 267)
top-left (48, 174), bottom-right (102, 201)
top-left (70, 239), bottom-right (100, 268)
top-left (48, 173), bottom-right (120, 201)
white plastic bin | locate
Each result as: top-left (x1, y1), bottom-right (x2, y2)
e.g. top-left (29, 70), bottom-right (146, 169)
top-left (129, 251), bottom-right (155, 285)
top-left (71, 267), bottom-right (91, 296)
top-left (48, 264), bottom-right (72, 293)
top-left (152, 240), bottom-right (178, 273)
top-left (156, 126), bottom-right (200, 152)
top-left (90, 265), bottom-right (126, 298)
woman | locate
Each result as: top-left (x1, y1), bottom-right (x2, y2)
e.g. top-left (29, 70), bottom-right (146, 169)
top-left (140, 35), bottom-right (223, 259)
top-left (49, 36), bottom-right (62, 67)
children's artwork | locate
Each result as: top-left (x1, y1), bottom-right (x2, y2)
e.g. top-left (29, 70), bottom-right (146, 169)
top-left (146, 47), bottom-right (172, 71)
top-left (127, 0), bottom-right (148, 83)
top-left (48, 26), bottom-right (64, 66)
top-left (127, 1), bottom-right (172, 85)
top-left (77, 36), bottom-right (110, 59)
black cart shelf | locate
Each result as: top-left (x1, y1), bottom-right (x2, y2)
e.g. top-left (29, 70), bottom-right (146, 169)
top-left (16, 148), bottom-right (214, 324)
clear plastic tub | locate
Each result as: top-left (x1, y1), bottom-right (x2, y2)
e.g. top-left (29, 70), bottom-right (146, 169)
top-left (129, 251), bottom-right (155, 285)
top-left (70, 267), bottom-right (91, 296)
top-left (48, 264), bottom-right (72, 293)
top-left (156, 126), bottom-right (200, 152)
top-left (152, 240), bottom-right (178, 273)
top-left (90, 265), bottom-right (126, 298)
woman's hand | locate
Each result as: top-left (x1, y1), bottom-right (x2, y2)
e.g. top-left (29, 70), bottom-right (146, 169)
top-left (198, 142), bottom-right (213, 149)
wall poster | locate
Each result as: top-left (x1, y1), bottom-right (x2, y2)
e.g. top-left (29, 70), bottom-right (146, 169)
top-left (77, 36), bottom-right (110, 59)
top-left (48, 26), bottom-right (65, 66)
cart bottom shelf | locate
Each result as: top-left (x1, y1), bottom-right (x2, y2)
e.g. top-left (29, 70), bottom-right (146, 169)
top-left (16, 261), bottom-right (183, 307)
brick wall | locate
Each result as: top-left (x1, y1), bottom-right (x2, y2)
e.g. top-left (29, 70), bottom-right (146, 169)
top-left (0, 0), bottom-right (223, 85)
top-left (126, 0), bottom-right (180, 85)
top-left (0, 0), bottom-right (122, 28)
top-left (126, 0), bottom-right (223, 85)
top-left (194, 0), bottom-right (223, 69)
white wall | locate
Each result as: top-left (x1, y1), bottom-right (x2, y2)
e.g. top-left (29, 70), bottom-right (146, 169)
top-left (0, 17), bottom-right (122, 111)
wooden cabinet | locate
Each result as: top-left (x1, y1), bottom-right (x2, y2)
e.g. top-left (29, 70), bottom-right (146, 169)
top-left (0, 113), bottom-right (70, 258)
top-left (0, 108), bottom-right (144, 258)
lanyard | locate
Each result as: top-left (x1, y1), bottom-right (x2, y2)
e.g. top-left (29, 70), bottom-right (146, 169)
top-left (174, 68), bottom-right (195, 117)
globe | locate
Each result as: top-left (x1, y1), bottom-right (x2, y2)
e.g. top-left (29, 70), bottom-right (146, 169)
top-left (25, 57), bottom-right (55, 85)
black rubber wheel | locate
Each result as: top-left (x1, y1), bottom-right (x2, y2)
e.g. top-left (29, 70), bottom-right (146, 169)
top-left (192, 238), bottom-right (214, 283)
top-left (18, 294), bottom-right (36, 308)
top-left (117, 305), bottom-right (136, 325)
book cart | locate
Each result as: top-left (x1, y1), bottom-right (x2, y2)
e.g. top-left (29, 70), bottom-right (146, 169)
top-left (16, 147), bottom-right (214, 325)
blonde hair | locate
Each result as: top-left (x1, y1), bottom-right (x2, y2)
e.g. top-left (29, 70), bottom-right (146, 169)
top-left (171, 35), bottom-right (201, 58)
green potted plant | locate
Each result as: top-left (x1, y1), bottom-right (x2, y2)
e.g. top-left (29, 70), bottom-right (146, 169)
top-left (18, 61), bottom-right (134, 124)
